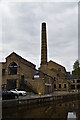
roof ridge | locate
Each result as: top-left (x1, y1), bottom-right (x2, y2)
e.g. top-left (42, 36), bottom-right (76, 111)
top-left (48, 60), bottom-right (66, 69)
top-left (6, 52), bottom-right (36, 66)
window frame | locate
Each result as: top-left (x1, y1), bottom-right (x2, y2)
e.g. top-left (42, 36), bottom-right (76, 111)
top-left (8, 62), bottom-right (17, 75)
top-left (64, 83), bottom-right (66, 88)
top-left (59, 83), bottom-right (61, 89)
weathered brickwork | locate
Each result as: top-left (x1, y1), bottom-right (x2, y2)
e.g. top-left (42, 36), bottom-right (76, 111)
top-left (1, 52), bottom-right (36, 90)
top-left (1, 52), bottom-right (54, 94)
top-left (39, 22), bottom-right (69, 92)
top-left (1, 22), bottom-right (79, 94)
top-left (39, 63), bottom-right (69, 91)
top-left (48, 60), bottom-right (66, 78)
top-left (68, 76), bottom-right (80, 92)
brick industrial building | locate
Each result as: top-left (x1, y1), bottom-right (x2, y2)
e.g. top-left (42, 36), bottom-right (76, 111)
top-left (1, 22), bottom-right (79, 94)
top-left (39, 22), bottom-right (69, 91)
top-left (1, 52), bottom-right (54, 94)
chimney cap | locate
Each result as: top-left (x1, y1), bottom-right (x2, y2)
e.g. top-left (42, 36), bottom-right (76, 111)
top-left (42, 22), bottom-right (46, 25)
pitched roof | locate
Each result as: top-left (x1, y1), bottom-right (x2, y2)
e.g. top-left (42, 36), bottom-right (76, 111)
top-left (48, 60), bottom-right (66, 72)
top-left (6, 52), bottom-right (36, 67)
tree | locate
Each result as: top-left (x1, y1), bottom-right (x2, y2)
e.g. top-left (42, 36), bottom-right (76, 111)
top-left (72, 60), bottom-right (80, 75)
top-left (73, 60), bottom-right (79, 70)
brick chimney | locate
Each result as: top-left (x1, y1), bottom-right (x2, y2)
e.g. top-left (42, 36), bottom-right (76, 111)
top-left (41, 22), bottom-right (47, 65)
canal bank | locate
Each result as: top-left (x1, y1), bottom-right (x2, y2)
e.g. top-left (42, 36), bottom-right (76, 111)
top-left (2, 92), bottom-right (80, 108)
top-left (3, 98), bottom-right (80, 119)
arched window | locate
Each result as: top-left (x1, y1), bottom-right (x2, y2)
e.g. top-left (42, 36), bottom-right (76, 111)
top-left (8, 62), bottom-right (17, 75)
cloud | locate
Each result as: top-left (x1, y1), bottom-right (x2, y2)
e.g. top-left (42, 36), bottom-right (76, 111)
top-left (1, 2), bottom-right (78, 71)
top-left (1, 0), bottom-right (80, 2)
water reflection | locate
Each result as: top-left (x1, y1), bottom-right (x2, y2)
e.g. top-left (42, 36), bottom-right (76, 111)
top-left (2, 100), bottom-right (80, 120)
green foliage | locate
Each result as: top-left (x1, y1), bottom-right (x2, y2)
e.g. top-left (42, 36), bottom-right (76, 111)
top-left (72, 60), bottom-right (80, 75)
top-left (73, 60), bottom-right (79, 70)
top-left (72, 67), bottom-right (80, 75)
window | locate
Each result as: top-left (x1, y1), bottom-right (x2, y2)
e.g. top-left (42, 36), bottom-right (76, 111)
top-left (72, 80), bottom-right (75, 83)
top-left (54, 84), bottom-right (56, 89)
top-left (54, 77), bottom-right (56, 81)
top-left (21, 75), bottom-right (24, 84)
top-left (2, 69), bottom-right (5, 76)
top-left (59, 84), bottom-right (61, 88)
top-left (8, 62), bottom-right (17, 75)
top-left (77, 80), bottom-right (80, 83)
top-left (71, 85), bottom-right (75, 89)
top-left (64, 84), bottom-right (66, 88)
top-left (77, 85), bottom-right (80, 89)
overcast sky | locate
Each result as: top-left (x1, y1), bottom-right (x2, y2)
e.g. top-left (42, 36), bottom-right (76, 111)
top-left (0, 0), bottom-right (79, 72)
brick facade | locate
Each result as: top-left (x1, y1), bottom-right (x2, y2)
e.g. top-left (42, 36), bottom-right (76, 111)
top-left (39, 22), bottom-right (69, 92)
top-left (1, 52), bottom-right (36, 90)
top-left (1, 52), bottom-right (54, 94)
top-left (39, 61), bottom-right (69, 92)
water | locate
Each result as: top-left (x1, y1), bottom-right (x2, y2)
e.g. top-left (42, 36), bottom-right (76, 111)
top-left (2, 99), bottom-right (80, 120)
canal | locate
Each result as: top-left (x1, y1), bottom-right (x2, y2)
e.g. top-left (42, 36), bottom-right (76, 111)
top-left (2, 99), bottom-right (80, 120)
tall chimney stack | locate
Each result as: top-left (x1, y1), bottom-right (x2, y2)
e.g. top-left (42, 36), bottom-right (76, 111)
top-left (41, 22), bottom-right (47, 65)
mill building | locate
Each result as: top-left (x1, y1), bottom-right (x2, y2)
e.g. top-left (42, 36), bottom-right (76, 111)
top-left (1, 22), bottom-right (72, 94)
